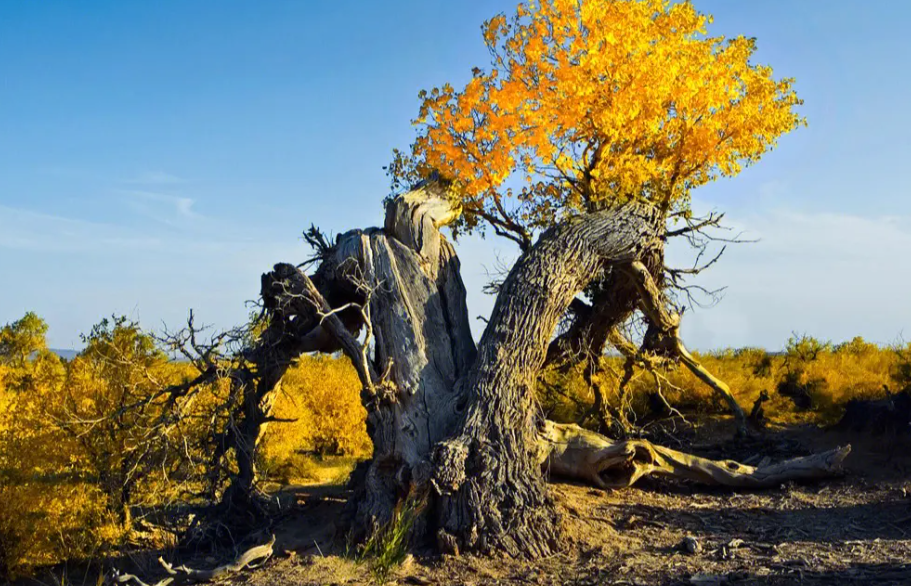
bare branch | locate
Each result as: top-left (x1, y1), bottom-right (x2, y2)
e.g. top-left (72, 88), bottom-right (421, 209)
top-left (114, 535), bottom-right (275, 586)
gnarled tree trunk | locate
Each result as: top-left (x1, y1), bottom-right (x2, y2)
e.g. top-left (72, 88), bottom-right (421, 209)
top-left (246, 182), bottom-right (847, 558)
top-left (430, 203), bottom-right (664, 556)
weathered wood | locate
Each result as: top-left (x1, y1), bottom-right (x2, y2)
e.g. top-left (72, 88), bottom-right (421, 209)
top-left (312, 183), bottom-right (477, 537)
top-left (433, 203), bottom-right (664, 556)
top-left (541, 421), bottom-right (850, 489)
top-left (114, 535), bottom-right (275, 586)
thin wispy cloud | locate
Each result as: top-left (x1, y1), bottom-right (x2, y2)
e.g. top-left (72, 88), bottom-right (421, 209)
top-left (119, 189), bottom-right (200, 226)
top-left (0, 205), bottom-right (164, 253)
top-left (124, 171), bottom-right (185, 185)
top-left (0, 202), bottom-right (303, 264)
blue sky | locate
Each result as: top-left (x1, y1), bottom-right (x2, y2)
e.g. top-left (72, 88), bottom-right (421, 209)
top-left (1, 1), bottom-right (909, 350)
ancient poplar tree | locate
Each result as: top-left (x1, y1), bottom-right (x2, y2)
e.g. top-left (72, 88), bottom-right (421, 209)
top-left (367, 0), bottom-right (808, 553)
top-left (164, 0), bottom-right (842, 559)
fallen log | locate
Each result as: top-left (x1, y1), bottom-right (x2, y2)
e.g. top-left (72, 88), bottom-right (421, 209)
top-left (540, 421), bottom-right (850, 489)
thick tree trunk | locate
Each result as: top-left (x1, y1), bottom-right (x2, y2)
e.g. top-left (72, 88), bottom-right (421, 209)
top-left (307, 184), bottom-right (478, 538)
top-left (431, 203), bottom-right (664, 556)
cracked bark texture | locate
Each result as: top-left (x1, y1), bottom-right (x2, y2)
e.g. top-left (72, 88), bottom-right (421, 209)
top-left (431, 202), bottom-right (664, 556)
top-left (314, 184), bottom-right (479, 538)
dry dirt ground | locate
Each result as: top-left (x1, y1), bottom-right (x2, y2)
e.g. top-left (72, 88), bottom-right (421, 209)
top-left (89, 419), bottom-right (911, 586)
top-left (244, 420), bottom-right (911, 586)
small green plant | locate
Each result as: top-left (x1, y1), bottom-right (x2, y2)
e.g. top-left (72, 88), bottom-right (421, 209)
top-left (356, 494), bottom-right (424, 585)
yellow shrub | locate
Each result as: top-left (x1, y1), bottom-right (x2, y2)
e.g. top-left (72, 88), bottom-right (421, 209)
top-left (0, 348), bottom-right (123, 578)
top-left (539, 336), bottom-right (904, 428)
top-left (787, 337), bottom-right (895, 423)
top-left (0, 314), bottom-right (189, 578)
top-left (0, 481), bottom-right (123, 579)
top-left (260, 354), bottom-right (370, 481)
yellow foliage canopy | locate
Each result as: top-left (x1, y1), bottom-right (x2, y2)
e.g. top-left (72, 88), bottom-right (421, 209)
top-left (392, 0), bottom-right (804, 246)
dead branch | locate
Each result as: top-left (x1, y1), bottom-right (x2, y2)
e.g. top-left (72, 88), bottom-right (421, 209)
top-left (114, 535), bottom-right (275, 586)
top-left (624, 260), bottom-right (748, 435)
top-left (270, 263), bottom-right (379, 401)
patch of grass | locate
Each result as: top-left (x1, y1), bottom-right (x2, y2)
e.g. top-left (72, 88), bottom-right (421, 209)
top-left (356, 494), bottom-right (424, 585)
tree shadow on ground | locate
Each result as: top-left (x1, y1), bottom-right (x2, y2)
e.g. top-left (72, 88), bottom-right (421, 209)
top-left (664, 562), bottom-right (911, 585)
top-left (608, 498), bottom-right (911, 546)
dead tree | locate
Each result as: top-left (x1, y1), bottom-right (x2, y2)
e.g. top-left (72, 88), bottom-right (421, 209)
top-left (248, 181), bottom-right (847, 557)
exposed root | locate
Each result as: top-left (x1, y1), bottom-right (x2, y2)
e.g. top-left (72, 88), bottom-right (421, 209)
top-left (540, 421), bottom-right (850, 489)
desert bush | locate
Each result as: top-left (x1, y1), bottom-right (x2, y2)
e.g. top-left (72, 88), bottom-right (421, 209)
top-left (0, 315), bottom-right (128, 578)
top-left (0, 311), bottom-right (373, 579)
top-left (735, 347), bottom-right (774, 377)
top-left (538, 362), bottom-right (597, 423)
top-left (538, 334), bottom-right (903, 430)
top-left (260, 354), bottom-right (370, 482)
top-left (779, 336), bottom-right (893, 422)
top-left (53, 317), bottom-right (183, 526)
top-left (892, 341), bottom-right (911, 389)
top-left (0, 314), bottom-right (225, 579)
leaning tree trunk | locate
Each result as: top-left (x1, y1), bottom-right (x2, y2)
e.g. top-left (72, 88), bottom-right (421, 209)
top-left (430, 203), bottom-right (664, 556)
top-left (219, 275), bottom-right (354, 513)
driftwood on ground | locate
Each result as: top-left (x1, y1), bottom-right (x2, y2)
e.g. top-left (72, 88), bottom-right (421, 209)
top-left (541, 421), bottom-right (851, 489)
top-left (114, 535), bottom-right (275, 586)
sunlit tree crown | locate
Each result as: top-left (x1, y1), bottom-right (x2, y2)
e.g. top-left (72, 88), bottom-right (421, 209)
top-left (392, 0), bottom-right (804, 247)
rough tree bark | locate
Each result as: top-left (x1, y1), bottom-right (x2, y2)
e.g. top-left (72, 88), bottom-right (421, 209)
top-left (429, 201), bottom-right (664, 556)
